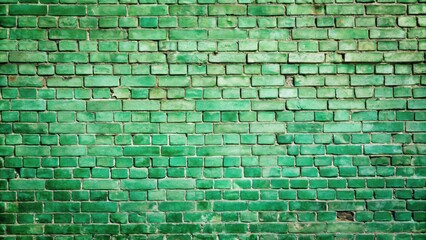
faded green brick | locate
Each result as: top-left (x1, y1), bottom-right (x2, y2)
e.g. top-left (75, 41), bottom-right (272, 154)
top-left (248, 5), bottom-right (284, 16)
top-left (9, 52), bottom-right (47, 63)
top-left (196, 100), bottom-right (250, 111)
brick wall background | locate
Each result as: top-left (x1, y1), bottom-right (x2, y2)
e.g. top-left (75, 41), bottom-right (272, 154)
top-left (0, 1), bottom-right (425, 239)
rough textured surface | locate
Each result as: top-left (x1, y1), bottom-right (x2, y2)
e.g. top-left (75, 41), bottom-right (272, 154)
top-left (0, 0), bottom-right (425, 239)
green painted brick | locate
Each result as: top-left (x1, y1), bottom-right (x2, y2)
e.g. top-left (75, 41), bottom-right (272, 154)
top-left (10, 180), bottom-right (45, 190)
top-left (128, 6), bottom-right (168, 16)
top-left (248, 5), bottom-right (284, 16)
top-left (88, 6), bottom-right (127, 16)
top-left (209, 5), bottom-right (247, 16)
top-left (9, 5), bottom-right (47, 16)
top-left (9, 52), bottom-right (47, 63)
top-left (196, 100), bottom-right (250, 111)
top-left (46, 180), bottom-right (81, 190)
top-left (128, 30), bottom-right (167, 40)
top-left (49, 6), bottom-right (86, 16)
top-left (87, 100), bottom-right (122, 111)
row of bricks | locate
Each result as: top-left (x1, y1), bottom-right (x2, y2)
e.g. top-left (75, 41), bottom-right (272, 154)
top-left (2, 155), bottom-right (424, 167)
top-left (2, 132), bottom-right (424, 144)
top-left (2, 65), bottom-right (426, 77)
top-left (3, 75), bottom-right (426, 87)
top-left (1, 211), bottom-right (424, 225)
top-left (1, 121), bottom-right (425, 132)
top-left (0, 144), bottom-right (423, 156)
top-left (2, 4), bottom-right (426, 16)
top-left (1, 99), bottom-right (425, 111)
top-left (2, 166), bottom-right (423, 178)
top-left (1, 222), bottom-right (425, 235)
top-left (0, 197), bottom-right (425, 212)
top-left (3, 28), bottom-right (426, 40)
top-left (2, 110), bottom-right (424, 122)
top-left (2, 40), bottom-right (425, 53)
top-left (0, 16), bottom-right (426, 29)
top-left (2, 177), bottom-right (425, 190)
top-left (1, 188), bottom-right (423, 201)
top-left (1, 88), bottom-right (425, 101)
top-left (4, 52), bottom-right (425, 64)
top-left (2, 15), bottom-right (425, 29)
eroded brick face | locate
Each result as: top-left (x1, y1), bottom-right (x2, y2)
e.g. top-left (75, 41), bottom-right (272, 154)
top-left (0, 1), bottom-right (425, 238)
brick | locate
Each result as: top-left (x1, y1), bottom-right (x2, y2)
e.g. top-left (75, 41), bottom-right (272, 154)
top-left (293, 29), bottom-right (328, 40)
top-left (13, 124), bottom-right (48, 134)
top-left (90, 30), bottom-right (127, 40)
top-left (159, 179), bottom-right (195, 189)
top-left (209, 29), bottom-right (247, 40)
top-left (384, 53), bottom-right (424, 63)
top-left (49, 29), bottom-right (86, 40)
top-left (50, 124), bottom-right (85, 134)
top-left (366, 5), bottom-right (406, 15)
top-left (367, 100), bottom-right (406, 110)
top-left (248, 53), bottom-right (288, 63)
top-left (197, 146), bottom-right (251, 156)
top-left (294, 76), bottom-right (324, 86)
top-left (351, 75), bottom-right (384, 86)
top-left (9, 52), bottom-right (47, 63)
top-left (209, 53), bottom-right (246, 63)
top-left (47, 77), bottom-right (83, 87)
top-left (364, 145), bottom-right (403, 155)
top-left (385, 76), bottom-right (420, 86)
top-left (8, 76), bottom-right (44, 87)
top-left (326, 5), bottom-right (364, 15)
top-left (324, 123), bottom-right (362, 133)
top-left (121, 76), bottom-right (156, 87)
top-left (123, 100), bottom-right (160, 111)
top-left (84, 76), bottom-right (119, 87)
top-left (209, 5), bottom-right (246, 15)
top-left (124, 146), bottom-right (160, 156)
top-left (287, 100), bottom-right (327, 110)
top-left (329, 29), bottom-right (369, 39)
top-left (161, 100), bottom-right (195, 111)
top-left (88, 6), bottom-right (127, 16)
top-left (287, 5), bottom-right (324, 15)
top-left (289, 53), bottom-right (325, 63)
top-left (49, 6), bottom-right (86, 16)
top-left (248, 5), bottom-right (284, 16)
top-left (11, 100), bottom-right (46, 111)
top-left (327, 145), bottom-right (362, 155)
top-left (83, 180), bottom-right (119, 190)
top-left (129, 53), bottom-right (166, 63)
top-left (329, 100), bottom-right (365, 110)
top-left (168, 53), bottom-right (207, 63)
top-left (52, 146), bottom-right (86, 156)
top-left (408, 5), bottom-right (426, 14)
top-left (345, 53), bottom-right (383, 63)
top-left (90, 53), bottom-right (128, 63)
top-left (370, 29), bottom-right (406, 39)
top-left (249, 30), bottom-right (289, 40)
top-left (196, 100), bottom-right (250, 111)
top-left (218, 76), bottom-right (250, 86)
top-left (170, 30), bottom-right (207, 40)
top-left (10, 180), bottom-right (44, 190)
top-left (128, 6), bottom-right (168, 16)
top-left (170, 5), bottom-right (206, 15)
top-left (9, 5), bottom-right (47, 15)
top-left (159, 202), bottom-right (195, 211)
top-left (363, 122), bottom-right (404, 132)
top-left (46, 180), bottom-right (81, 190)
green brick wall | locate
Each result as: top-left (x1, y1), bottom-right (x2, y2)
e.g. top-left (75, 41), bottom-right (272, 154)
top-left (0, 0), bottom-right (425, 239)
